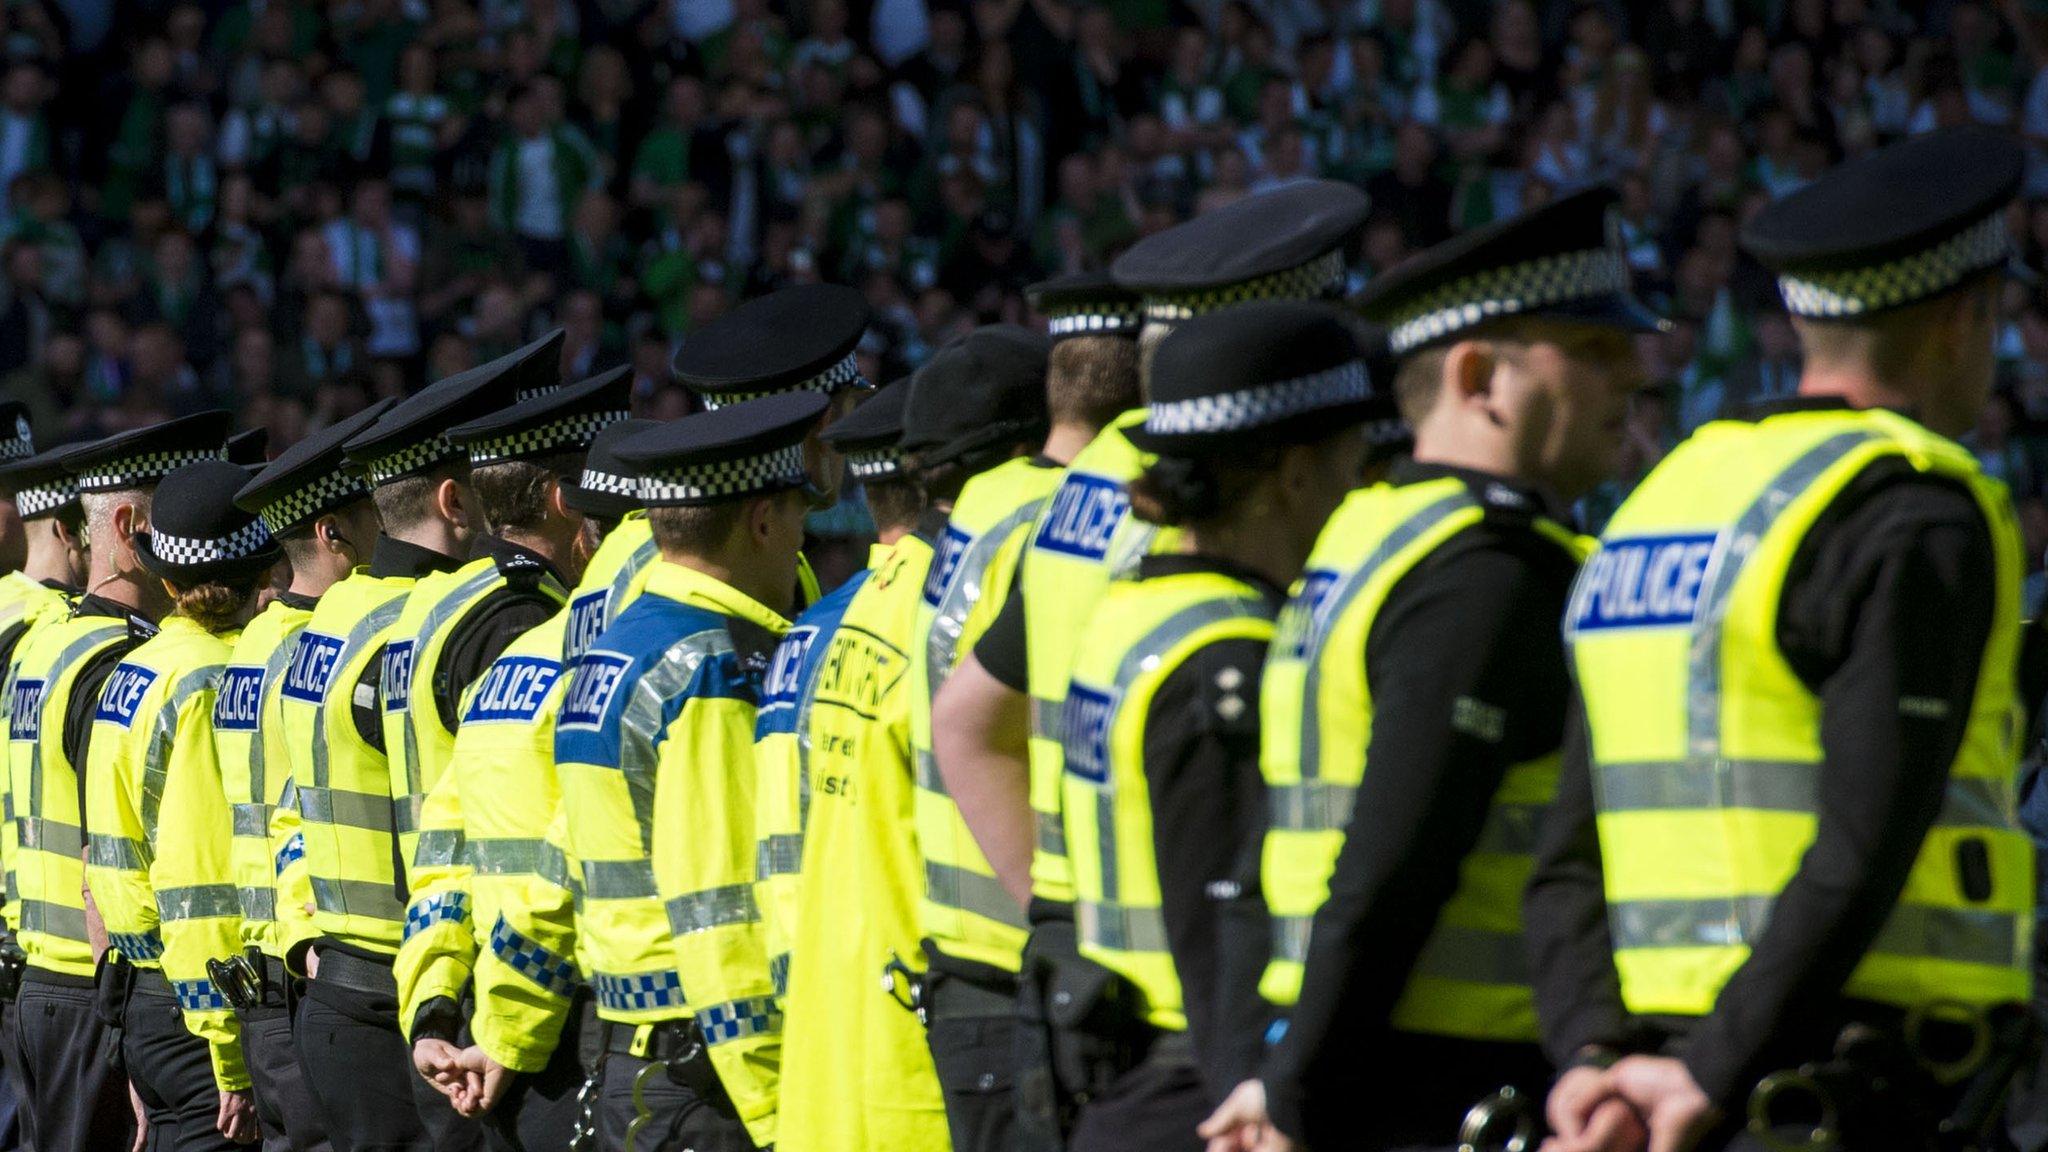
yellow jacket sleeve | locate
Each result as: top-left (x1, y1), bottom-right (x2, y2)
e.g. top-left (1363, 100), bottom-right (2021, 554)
top-left (753, 704), bottom-right (803, 1009)
top-left (394, 759), bottom-right (474, 1040)
top-left (269, 778), bottom-right (317, 974)
top-left (154, 688), bottom-right (250, 1092)
top-left (470, 797), bottom-right (580, 1074)
top-left (83, 684), bottom-right (154, 958)
top-left (658, 697), bottom-right (781, 1148)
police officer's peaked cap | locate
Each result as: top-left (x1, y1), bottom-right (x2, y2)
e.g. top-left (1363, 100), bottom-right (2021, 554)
top-left (1026, 272), bottom-right (1143, 342)
top-left (449, 363), bottom-right (633, 466)
top-left (1743, 125), bottom-right (2024, 320)
top-left (226, 428), bottom-right (269, 467)
top-left (0, 444), bottom-right (79, 521)
top-left (1358, 187), bottom-right (1663, 356)
top-left (1131, 300), bottom-right (1384, 456)
top-left (673, 284), bottom-right (872, 409)
top-left (0, 402), bottom-right (33, 464)
top-left (344, 329), bottom-right (565, 483)
top-left (135, 459), bottom-right (283, 584)
top-left (615, 392), bottom-right (829, 508)
top-left (900, 325), bottom-right (1051, 467)
top-left (560, 417), bottom-right (656, 521)
top-left (822, 377), bottom-right (914, 483)
top-left (1112, 180), bottom-right (1370, 328)
top-left (62, 410), bottom-right (232, 494)
top-left (237, 398), bottom-right (395, 536)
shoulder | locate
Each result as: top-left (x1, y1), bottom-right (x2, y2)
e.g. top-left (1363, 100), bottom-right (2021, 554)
top-left (1154, 634), bottom-right (1269, 742)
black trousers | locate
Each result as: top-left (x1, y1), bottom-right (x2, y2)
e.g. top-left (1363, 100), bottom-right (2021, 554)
top-left (4, 995), bottom-right (34, 1152)
top-left (597, 1053), bottom-right (753, 1152)
top-left (124, 979), bottom-right (238, 1152)
top-left (15, 972), bottom-right (132, 1152)
top-left (925, 970), bottom-right (1020, 1152)
top-left (483, 998), bottom-right (598, 1152)
top-left (240, 1005), bottom-right (331, 1152)
top-left (293, 973), bottom-right (431, 1152)
top-left (1067, 1042), bottom-right (1207, 1152)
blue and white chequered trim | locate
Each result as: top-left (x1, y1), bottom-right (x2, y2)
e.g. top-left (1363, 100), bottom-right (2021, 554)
top-left (594, 969), bottom-right (686, 1014)
top-left (1385, 246), bottom-right (1633, 354)
top-left (845, 447), bottom-right (906, 482)
top-left (1145, 359), bottom-right (1372, 437)
top-left (768, 952), bottom-right (791, 999)
top-left (639, 443), bottom-right (808, 506)
top-left (258, 469), bottom-right (371, 535)
top-left (696, 996), bottom-right (782, 1045)
top-left (1142, 250), bottom-right (1348, 325)
top-left (361, 437), bottom-right (460, 485)
top-left (14, 477), bottom-right (77, 519)
top-left (274, 832), bottom-right (304, 877)
top-left (148, 519), bottom-right (275, 567)
top-left (700, 353), bottom-right (868, 410)
top-left (487, 917), bottom-right (582, 998)
top-left (467, 410), bottom-right (630, 465)
top-left (110, 930), bottom-right (165, 962)
top-left (174, 977), bottom-right (229, 1012)
top-left (77, 446), bottom-right (227, 493)
top-left (1777, 210), bottom-right (2009, 319)
top-left (403, 891), bottom-right (470, 941)
top-left (1046, 303), bottom-right (1142, 339)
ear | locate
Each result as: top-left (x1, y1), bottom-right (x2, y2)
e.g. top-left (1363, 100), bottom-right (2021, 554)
top-left (745, 494), bottom-right (778, 547)
top-left (545, 477), bottom-right (572, 522)
top-left (111, 500), bottom-right (143, 546)
top-left (1443, 340), bottom-right (1499, 405)
top-left (435, 476), bottom-right (467, 526)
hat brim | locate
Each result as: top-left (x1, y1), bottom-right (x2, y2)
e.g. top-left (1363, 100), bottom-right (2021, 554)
top-left (559, 479), bottom-right (641, 522)
top-left (133, 532), bottom-right (283, 585)
top-left (910, 419), bottom-right (1050, 470)
top-left (1124, 397), bottom-right (1386, 457)
top-left (1532, 292), bottom-right (1668, 336)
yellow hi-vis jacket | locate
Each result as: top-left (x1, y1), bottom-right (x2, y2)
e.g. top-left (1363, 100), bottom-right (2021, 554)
top-left (215, 597), bottom-right (314, 960)
top-left (11, 608), bottom-right (137, 976)
top-left (1566, 407), bottom-right (2031, 1017)
top-left (757, 537), bottom-right (949, 1152)
top-left (556, 560), bottom-right (789, 1146)
top-left (0, 575), bottom-right (70, 933)
top-left (911, 458), bottom-right (1063, 972)
top-left (84, 616), bottom-right (251, 1090)
top-left (1258, 477), bottom-right (1584, 1041)
top-left (396, 523), bottom-right (657, 1040)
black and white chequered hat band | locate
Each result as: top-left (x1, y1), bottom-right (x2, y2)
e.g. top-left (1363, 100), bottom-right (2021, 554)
top-left (639, 443), bottom-right (808, 503)
top-left (1777, 211), bottom-right (2009, 319)
top-left (1145, 360), bottom-right (1372, 437)
top-left (845, 448), bottom-right (906, 481)
top-left (15, 479), bottom-right (76, 519)
top-left (362, 437), bottom-right (458, 485)
top-left (514, 381), bottom-right (562, 404)
top-left (576, 467), bottom-right (640, 498)
top-left (148, 519), bottom-right (274, 566)
top-left (468, 410), bottom-right (629, 465)
top-left (1047, 306), bottom-right (1142, 338)
top-left (258, 470), bottom-right (371, 535)
top-left (0, 417), bottom-right (32, 462)
top-left (700, 354), bottom-right (868, 410)
top-left (1142, 251), bottom-right (1348, 325)
top-left (78, 447), bottom-right (227, 493)
top-left (1385, 247), bottom-right (1631, 354)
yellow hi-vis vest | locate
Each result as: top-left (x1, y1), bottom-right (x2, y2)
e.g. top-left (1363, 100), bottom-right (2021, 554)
top-left (1565, 407), bottom-right (2032, 1017)
top-left (384, 550), bottom-right (567, 892)
top-left (0, 576), bottom-right (69, 933)
top-left (1025, 413), bottom-right (1170, 907)
top-left (281, 570), bottom-right (418, 954)
top-left (1258, 476), bottom-right (1585, 1041)
top-left (1064, 566), bottom-right (1275, 1031)
top-left (11, 609), bottom-right (133, 976)
top-left (911, 456), bottom-right (1063, 970)
top-left (85, 617), bottom-right (251, 1091)
top-left (215, 598), bottom-right (313, 959)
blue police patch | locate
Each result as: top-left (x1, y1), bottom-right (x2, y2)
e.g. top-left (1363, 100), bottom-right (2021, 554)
top-left (559, 651), bottom-right (633, 732)
top-left (280, 633), bottom-right (346, 703)
top-left (1281, 568), bottom-right (1342, 658)
top-left (1567, 532), bottom-right (1722, 633)
top-left (213, 667), bottom-right (264, 732)
top-left (95, 663), bottom-right (159, 727)
top-left (564, 590), bottom-right (610, 664)
top-left (922, 524), bottom-right (973, 607)
top-left (464, 656), bottom-right (562, 724)
top-left (1034, 473), bottom-right (1127, 561)
top-left (381, 640), bottom-right (415, 714)
top-left (9, 679), bottom-right (42, 742)
top-left (760, 625), bottom-right (819, 712)
top-left (1061, 683), bottom-right (1116, 784)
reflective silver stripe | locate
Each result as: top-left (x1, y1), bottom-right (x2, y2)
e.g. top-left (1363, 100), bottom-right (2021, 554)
top-left (755, 834), bottom-right (802, 880)
top-left (1034, 811), bottom-right (1066, 858)
top-left (141, 667), bottom-right (222, 844)
top-left (619, 629), bottom-right (733, 841)
top-left (1077, 899), bottom-right (1167, 953)
top-left (581, 859), bottom-right (658, 901)
top-left (1029, 694), bottom-right (1063, 744)
top-left (246, 623), bottom-right (308, 807)
top-left (18, 898), bottom-right (87, 941)
top-left (664, 883), bottom-right (759, 936)
top-left (18, 816), bottom-right (81, 855)
top-left (467, 838), bottom-right (547, 876)
top-left (26, 622), bottom-right (128, 827)
top-left (412, 828), bottom-right (464, 870)
top-left (232, 803), bottom-right (273, 838)
top-left (86, 833), bottom-right (146, 870)
top-left (393, 793), bottom-right (424, 836)
top-left (1266, 780), bottom-right (1356, 832)
top-left (398, 566), bottom-right (518, 809)
top-left (238, 886), bottom-right (276, 923)
top-left (1297, 492), bottom-right (1477, 782)
top-left (1272, 914), bottom-right (1310, 965)
top-left (1595, 760), bottom-right (2014, 830)
top-left (924, 860), bottom-right (1023, 928)
top-left (310, 876), bottom-right (406, 920)
top-left (535, 841), bottom-right (572, 890)
top-left (1412, 923), bottom-right (1529, 985)
top-left (1610, 896), bottom-right (2020, 967)
top-left (297, 786), bottom-right (394, 832)
top-left (310, 597), bottom-right (407, 791)
top-left (156, 884), bottom-right (240, 922)
top-left (913, 749), bottom-right (940, 793)
top-left (925, 501), bottom-right (1046, 735)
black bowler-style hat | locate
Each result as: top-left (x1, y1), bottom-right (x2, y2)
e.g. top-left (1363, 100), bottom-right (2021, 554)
top-left (614, 392), bottom-right (830, 508)
top-left (135, 459), bottom-right (283, 584)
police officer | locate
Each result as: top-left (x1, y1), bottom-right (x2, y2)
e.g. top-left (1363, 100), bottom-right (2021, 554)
top-left (87, 459), bottom-right (282, 1150)
top-left (553, 393), bottom-right (821, 1151)
top-left (281, 331), bottom-right (557, 1152)
top-left (753, 377), bottom-right (946, 1152)
top-left (0, 402), bottom-right (39, 574)
top-left (12, 410), bottom-right (231, 1152)
top-left (222, 402), bottom-right (393, 1152)
top-left (1200, 187), bottom-right (1660, 1152)
top-left (1531, 126), bottom-right (2035, 1152)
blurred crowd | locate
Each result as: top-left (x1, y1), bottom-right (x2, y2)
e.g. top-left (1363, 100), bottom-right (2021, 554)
top-left (8, 0), bottom-right (2048, 552)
